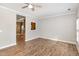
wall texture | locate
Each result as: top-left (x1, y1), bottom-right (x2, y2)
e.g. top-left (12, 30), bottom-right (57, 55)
top-left (77, 8), bottom-right (79, 18)
top-left (77, 8), bottom-right (79, 44)
top-left (26, 17), bottom-right (41, 41)
top-left (0, 5), bottom-right (77, 48)
top-left (0, 6), bottom-right (40, 48)
top-left (40, 14), bottom-right (77, 43)
top-left (0, 6), bottom-right (16, 48)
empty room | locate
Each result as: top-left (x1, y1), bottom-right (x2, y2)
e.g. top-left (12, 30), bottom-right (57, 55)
top-left (0, 3), bottom-right (79, 56)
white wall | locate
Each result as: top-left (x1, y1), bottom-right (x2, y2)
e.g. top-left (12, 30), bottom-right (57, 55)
top-left (76, 8), bottom-right (79, 51)
top-left (77, 8), bottom-right (79, 44)
top-left (26, 17), bottom-right (41, 41)
top-left (0, 7), bottom-right (16, 48)
top-left (77, 8), bottom-right (79, 18)
top-left (0, 5), bottom-right (77, 48)
top-left (40, 13), bottom-right (77, 43)
top-left (0, 6), bottom-right (40, 48)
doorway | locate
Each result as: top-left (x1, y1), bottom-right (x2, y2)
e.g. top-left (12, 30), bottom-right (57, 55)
top-left (16, 15), bottom-right (26, 49)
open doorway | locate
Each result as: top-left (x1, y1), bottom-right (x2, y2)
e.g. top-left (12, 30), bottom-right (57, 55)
top-left (16, 15), bottom-right (26, 49)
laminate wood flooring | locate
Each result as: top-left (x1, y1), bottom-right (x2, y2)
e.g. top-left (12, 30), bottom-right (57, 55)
top-left (0, 38), bottom-right (79, 56)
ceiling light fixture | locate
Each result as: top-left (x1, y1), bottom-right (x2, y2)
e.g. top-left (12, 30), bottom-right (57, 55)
top-left (28, 4), bottom-right (33, 8)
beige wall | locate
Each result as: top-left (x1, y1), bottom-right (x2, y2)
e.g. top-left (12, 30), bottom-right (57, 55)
top-left (77, 8), bottom-right (79, 18)
top-left (0, 6), bottom-right (16, 48)
top-left (40, 13), bottom-right (77, 43)
top-left (26, 17), bottom-right (41, 41)
top-left (0, 6), bottom-right (40, 48)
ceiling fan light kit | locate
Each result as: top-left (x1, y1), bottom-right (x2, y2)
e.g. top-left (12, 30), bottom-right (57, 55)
top-left (28, 4), bottom-right (33, 8)
top-left (22, 3), bottom-right (41, 11)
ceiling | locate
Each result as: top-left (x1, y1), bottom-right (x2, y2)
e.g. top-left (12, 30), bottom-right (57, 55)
top-left (0, 3), bottom-right (79, 17)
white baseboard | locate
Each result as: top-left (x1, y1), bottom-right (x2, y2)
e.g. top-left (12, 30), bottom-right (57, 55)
top-left (25, 37), bottom-right (39, 41)
top-left (0, 37), bottom-right (76, 50)
top-left (26, 37), bottom-right (76, 44)
top-left (0, 37), bottom-right (38, 50)
top-left (0, 43), bottom-right (16, 50)
top-left (40, 37), bottom-right (76, 44)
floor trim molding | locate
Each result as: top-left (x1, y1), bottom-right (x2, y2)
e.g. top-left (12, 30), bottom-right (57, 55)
top-left (0, 37), bottom-right (76, 50)
top-left (25, 37), bottom-right (39, 41)
top-left (0, 37), bottom-right (38, 50)
top-left (0, 43), bottom-right (16, 50)
top-left (40, 37), bottom-right (76, 44)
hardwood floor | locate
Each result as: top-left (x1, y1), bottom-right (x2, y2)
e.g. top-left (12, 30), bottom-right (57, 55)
top-left (0, 38), bottom-right (79, 56)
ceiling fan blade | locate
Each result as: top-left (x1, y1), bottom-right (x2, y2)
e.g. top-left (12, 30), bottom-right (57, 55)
top-left (22, 3), bottom-right (29, 9)
top-left (22, 6), bottom-right (28, 9)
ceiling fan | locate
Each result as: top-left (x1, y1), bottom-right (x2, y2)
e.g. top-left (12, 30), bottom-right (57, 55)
top-left (22, 3), bottom-right (42, 11)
